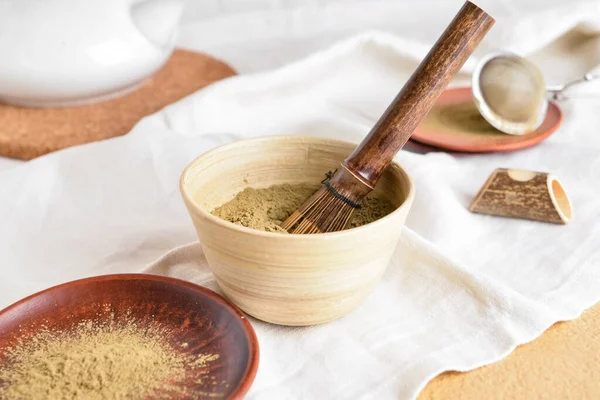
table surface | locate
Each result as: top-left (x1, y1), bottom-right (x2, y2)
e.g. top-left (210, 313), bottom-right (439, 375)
top-left (420, 301), bottom-right (600, 399)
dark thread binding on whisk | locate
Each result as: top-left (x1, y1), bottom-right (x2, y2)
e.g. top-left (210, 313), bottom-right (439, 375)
top-left (321, 169), bottom-right (338, 184)
top-left (323, 180), bottom-right (361, 209)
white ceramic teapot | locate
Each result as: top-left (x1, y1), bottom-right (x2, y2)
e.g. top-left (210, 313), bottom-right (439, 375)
top-left (0, 0), bottom-right (185, 107)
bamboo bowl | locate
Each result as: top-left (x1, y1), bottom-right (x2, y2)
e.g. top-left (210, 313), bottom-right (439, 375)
top-left (180, 136), bottom-right (414, 326)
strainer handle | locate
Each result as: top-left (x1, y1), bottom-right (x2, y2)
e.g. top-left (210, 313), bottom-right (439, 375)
top-left (547, 73), bottom-right (600, 101)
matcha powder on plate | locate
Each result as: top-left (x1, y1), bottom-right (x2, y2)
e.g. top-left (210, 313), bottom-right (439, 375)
top-left (0, 320), bottom-right (219, 400)
top-left (212, 183), bottom-right (396, 233)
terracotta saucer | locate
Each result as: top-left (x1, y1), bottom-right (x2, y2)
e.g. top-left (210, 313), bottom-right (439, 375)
top-left (404, 139), bottom-right (453, 154)
top-left (0, 274), bottom-right (259, 399)
top-left (412, 87), bottom-right (563, 153)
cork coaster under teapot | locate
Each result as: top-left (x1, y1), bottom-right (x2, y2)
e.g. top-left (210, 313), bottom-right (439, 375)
top-left (0, 49), bottom-right (236, 160)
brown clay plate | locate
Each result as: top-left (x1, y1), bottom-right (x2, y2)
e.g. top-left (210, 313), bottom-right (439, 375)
top-left (404, 139), bottom-right (453, 154)
top-left (412, 87), bottom-right (563, 153)
top-left (0, 274), bottom-right (259, 399)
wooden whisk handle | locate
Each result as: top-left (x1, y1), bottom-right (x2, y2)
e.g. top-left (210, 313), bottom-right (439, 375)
top-left (344, 1), bottom-right (494, 187)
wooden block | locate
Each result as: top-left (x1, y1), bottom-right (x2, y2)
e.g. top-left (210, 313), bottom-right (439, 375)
top-left (470, 168), bottom-right (572, 224)
top-left (0, 49), bottom-right (236, 160)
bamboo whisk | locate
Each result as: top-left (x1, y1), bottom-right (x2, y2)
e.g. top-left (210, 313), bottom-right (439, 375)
top-left (281, 1), bottom-right (495, 234)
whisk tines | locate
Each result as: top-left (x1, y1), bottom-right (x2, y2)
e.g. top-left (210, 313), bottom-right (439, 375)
top-left (280, 168), bottom-right (371, 234)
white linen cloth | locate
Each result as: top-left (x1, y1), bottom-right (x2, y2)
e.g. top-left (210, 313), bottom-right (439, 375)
top-left (1, 0), bottom-right (600, 398)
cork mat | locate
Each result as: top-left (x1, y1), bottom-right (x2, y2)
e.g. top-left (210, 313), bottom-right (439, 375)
top-left (419, 301), bottom-right (600, 399)
top-left (0, 49), bottom-right (236, 160)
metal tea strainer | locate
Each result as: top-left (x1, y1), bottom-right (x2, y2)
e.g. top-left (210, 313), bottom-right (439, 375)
top-left (472, 51), bottom-right (600, 135)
